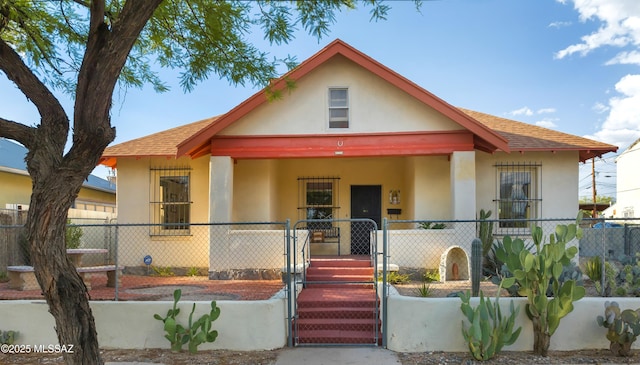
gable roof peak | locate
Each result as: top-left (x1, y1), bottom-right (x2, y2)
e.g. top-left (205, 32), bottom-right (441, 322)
top-left (175, 39), bottom-right (510, 157)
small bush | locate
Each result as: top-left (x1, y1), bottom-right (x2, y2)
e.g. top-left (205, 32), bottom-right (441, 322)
top-left (424, 268), bottom-right (439, 282)
top-left (152, 266), bottom-right (175, 277)
top-left (414, 282), bottom-right (432, 297)
top-left (385, 271), bottom-right (411, 284)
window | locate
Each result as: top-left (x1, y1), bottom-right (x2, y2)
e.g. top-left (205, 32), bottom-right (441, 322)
top-left (329, 88), bottom-right (349, 128)
top-left (495, 163), bottom-right (541, 229)
top-left (298, 177), bottom-right (340, 230)
top-left (150, 167), bottom-right (191, 235)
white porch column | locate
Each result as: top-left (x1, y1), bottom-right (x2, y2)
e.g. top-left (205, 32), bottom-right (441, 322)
top-left (209, 156), bottom-right (234, 278)
top-left (209, 156), bottom-right (234, 222)
top-left (450, 151), bottom-right (476, 220)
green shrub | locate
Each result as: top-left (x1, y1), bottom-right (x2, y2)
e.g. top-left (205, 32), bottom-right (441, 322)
top-left (413, 282), bottom-right (432, 297)
top-left (65, 219), bottom-right (83, 249)
top-left (0, 330), bottom-right (17, 345)
top-left (418, 221), bottom-right (446, 229)
top-left (152, 266), bottom-right (175, 277)
top-left (424, 268), bottom-right (439, 282)
top-left (385, 271), bottom-right (410, 284)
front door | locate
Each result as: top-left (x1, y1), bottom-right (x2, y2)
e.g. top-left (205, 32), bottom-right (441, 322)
top-left (350, 185), bottom-right (381, 255)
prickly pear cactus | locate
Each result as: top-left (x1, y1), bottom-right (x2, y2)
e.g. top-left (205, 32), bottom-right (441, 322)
top-left (597, 301), bottom-right (640, 356)
top-left (495, 214), bottom-right (585, 356)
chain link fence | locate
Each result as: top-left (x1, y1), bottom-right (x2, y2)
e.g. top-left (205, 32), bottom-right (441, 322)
top-left (1, 216), bottom-right (640, 300)
top-left (383, 217), bottom-right (640, 298)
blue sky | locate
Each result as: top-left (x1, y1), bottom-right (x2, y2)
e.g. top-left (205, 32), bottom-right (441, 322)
top-left (2, 0), bottom-right (639, 200)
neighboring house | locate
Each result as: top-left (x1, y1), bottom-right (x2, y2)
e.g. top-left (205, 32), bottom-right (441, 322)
top-left (0, 138), bottom-right (117, 218)
top-left (100, 39), bottom-right (617, 274)
top-left (606, 138), bottom-right (640, 220)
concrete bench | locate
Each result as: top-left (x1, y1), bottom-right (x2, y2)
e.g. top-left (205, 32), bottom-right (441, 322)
top-left (376, 263), bottom-right (399, 272)
top-left (7, 265), bottom-right (122, 291)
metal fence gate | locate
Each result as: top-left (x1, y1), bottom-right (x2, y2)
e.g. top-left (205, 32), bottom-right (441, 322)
top-left (286, 218), bottom-right (386, 347)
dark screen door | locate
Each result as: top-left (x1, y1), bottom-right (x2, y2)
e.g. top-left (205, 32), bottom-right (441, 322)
top-left (350, 185), bottom-right (381, 255)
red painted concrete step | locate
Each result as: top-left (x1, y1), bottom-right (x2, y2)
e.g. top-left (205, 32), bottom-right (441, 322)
top-left (296, 256), bottom-right (381, 345)
top-left (297, 329), bottom-right (379, 344)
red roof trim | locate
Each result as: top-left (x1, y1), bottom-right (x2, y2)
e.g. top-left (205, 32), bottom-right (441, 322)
top-left (209, 131), bottom-right (474, 159)
top-left (176, 39), bottom-right (510, 157)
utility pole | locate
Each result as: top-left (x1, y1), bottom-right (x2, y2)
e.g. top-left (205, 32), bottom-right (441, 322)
top-left (592, 157), bottom-right (597, 219)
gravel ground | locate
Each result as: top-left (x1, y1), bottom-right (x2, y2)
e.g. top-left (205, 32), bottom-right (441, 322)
top-left (1, 348), bottom-right (638, 365)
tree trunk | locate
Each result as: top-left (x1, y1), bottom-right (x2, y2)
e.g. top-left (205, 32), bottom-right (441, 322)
top-left (27, 166), bottom-right (103, 365)
top-left (531, 316), bottom-right (550, 356)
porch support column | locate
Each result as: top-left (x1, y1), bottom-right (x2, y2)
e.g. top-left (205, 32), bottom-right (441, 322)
top-left (450, 151), bottom-right (476, 220)
top-left (209, 156), bottom-right (234, 222)
top-left (209, 156), bottom-right (233, 279)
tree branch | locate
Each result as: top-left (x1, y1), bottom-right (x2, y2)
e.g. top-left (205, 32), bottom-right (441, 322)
top-left (0, 38), bottom-right (68, 151)
top-left (0, 117), bottom-right (37, 148)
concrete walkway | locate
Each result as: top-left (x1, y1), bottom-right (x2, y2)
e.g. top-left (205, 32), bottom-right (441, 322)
top-left (275, 347), bottom-right (401, 365)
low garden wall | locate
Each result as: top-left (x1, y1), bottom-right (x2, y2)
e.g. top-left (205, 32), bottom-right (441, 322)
top-left (0, 296), bottom-right (287, 351)
top-left (2, 290), bottom-right (639, 353)
top-left (385, 289), bottom-right (640, 353)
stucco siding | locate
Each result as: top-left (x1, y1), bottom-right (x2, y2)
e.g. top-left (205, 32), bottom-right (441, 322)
top-left (475, 151), bottom-right (580, 220)
top-left (115, 156), bottom-right (210, 267)
top-left (220, 56), bottom-right (463, 136)
top-left (0, 172), bottom-right (31, 207)
top-left (616, 141), bottom-right (640, 218)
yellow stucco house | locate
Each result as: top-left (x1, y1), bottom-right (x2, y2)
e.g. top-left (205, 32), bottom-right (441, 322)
top-left (0, 138), bottom-right (116, 219)
top-left (100, 40), bottom-right (616, 275)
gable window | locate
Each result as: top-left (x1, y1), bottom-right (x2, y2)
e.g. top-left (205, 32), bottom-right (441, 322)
top-left (329, 88), bottom-right (349, 128)
top-left (150, 167), bottom-right (191, 235)
top-left (495, 162), bottom-right (541, 230)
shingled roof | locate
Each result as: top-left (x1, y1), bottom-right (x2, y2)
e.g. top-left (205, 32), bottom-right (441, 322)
top-left (100, 117), bottom-right (218, 168)
top-left (99, 106), bottom-right (617, 167)
top-left (460, 109), bottom-right (617, 162)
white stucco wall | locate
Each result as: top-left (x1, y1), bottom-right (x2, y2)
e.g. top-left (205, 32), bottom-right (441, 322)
top-left (385, 294), bottom-right (640, 353)
top-left (115, 156), bottom-right (210, 267)
top-left (3, 295), bottom-right (636, 353)
top-left (475, 151), bottom-right (580, 220)
top-left (1, 298), bottom-right (286, 351)
top-left (220, 56), bottom-right (463, 136)
top-left (615, 141), bottom-right (640, 219)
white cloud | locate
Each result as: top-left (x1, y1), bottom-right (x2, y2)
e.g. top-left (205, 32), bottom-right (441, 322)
top-left (605, 50), bottom-right (640, 66)
top-left (509, 106), bottom-right (533, 116)
top-left (535, 119), bottom-right (559, 129)
top-left (583, 74), bottom-right (640, 149)
top-left (537, 108), bottom-right (556, 114)
top-left (592, 102), bottom-right (609, 113)
top-left (555, 0), bottom-right (640, 59)
top-left (549, 21), bottom-right (572, 28)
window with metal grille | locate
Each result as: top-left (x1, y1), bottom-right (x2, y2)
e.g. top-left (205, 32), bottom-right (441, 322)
top-left (494, 162), bottom-right (541, 229)
top-left (329, 88), bottom-right (349, 128)
top-left (298, 177), bottom-right (340, 230)
top-left (150, 166), bottom-right (191, 235)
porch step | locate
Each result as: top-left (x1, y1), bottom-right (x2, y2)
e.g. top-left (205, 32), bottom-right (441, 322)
top-left (296, 318), bottom-right (378, 331)
top-left (297, 288), bottom-right (378, 308)
top-left (295, 256), bottom-right (381, 345)
top-left (310, 256), bottom-right (371, 268)
top-left (296, 329), bottom-right (379, 344)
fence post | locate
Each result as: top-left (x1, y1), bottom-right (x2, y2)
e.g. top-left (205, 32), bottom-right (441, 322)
top-left (114, 222), bottom-right (119, 301)
top-left (285, 219), bottom-right (293, 347)
top-left (382, 217), bottom-right (388, 348)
